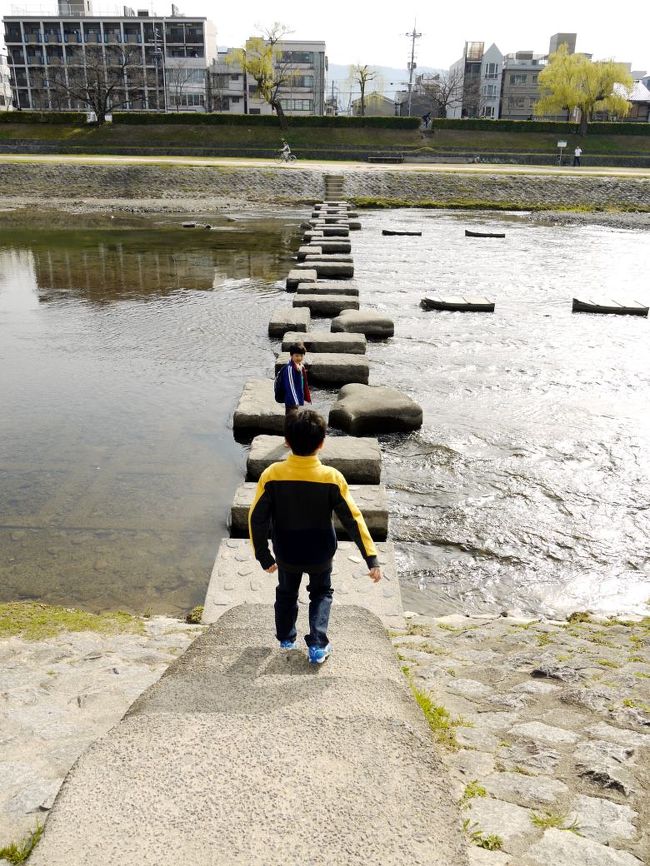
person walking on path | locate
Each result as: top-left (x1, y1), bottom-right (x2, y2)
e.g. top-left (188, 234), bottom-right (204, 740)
top-left (249, 410), bottom-right (382, 664)
top-left (573, 145), bottom-right (583, 166)
top-left (277, 341), bottom-right (311, 416)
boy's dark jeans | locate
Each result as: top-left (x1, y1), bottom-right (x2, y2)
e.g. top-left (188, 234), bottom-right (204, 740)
top-left (275, 566), bottom-right (333, 647)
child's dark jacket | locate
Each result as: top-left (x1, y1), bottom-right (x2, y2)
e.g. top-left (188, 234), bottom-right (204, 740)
top-left (282, 360), bottom-right (311, 409)
top-left (249, 453), bottom-right (378, 572)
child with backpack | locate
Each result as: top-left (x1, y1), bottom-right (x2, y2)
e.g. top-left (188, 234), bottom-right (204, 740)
top-left (274, 341), bottom-right (311, 415)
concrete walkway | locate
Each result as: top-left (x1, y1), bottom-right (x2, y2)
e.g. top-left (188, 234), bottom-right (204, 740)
top-left (29, 604), bottom-right (468, 866)
top-left (1, 153), bottom-right (649, 178)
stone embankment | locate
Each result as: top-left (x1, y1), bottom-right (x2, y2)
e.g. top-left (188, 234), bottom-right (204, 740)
top-left (0, 617), bottom-right (201, 847)
top-left (1, 160), bottom-right (649, 211)
top-left (393, 611), bottom-right (650, 866)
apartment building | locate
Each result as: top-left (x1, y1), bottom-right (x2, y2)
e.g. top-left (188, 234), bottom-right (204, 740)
top-left (0, 47), bottom-right (13, 110)
top-left (208, 40), bottom-right (326, 116)
top-left (3, 1), bottom-right (216, 112)
top-left (499, 51), bottom-right (546, 119)
top-left (448, 41), bottom-right (484, 118)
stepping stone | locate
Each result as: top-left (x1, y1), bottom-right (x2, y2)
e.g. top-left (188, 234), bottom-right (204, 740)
top-left (294, 294), bottom-right (360, 316)
top-left (304, 254), bottom-right (354, 263)
top-left (275, 352), bottom-right (369, 386)
top-left (282, 331), bottom-right (366, 354)
top-left (331, 309), bottom-right (394, 338)
top-left (313, 209), bottom-right (359, 218)
top-left (296, 261), bottom-right (354, 279)
top-left (268, 306), bottom-right (310, 337)
top-left (229, 482), bottom-right (388, 540)
top-left (247, 434), bottom-right (382, 483)
top-left (312, 225), bottom-right (350, 237)
top-left (232, 380), bottom-right (285, 442)
top-left (308, 239), bottom-right (352, 254)
top-left (297, 245), bottom-right (321, 261)
top-left (329, 384), bottom-right (423, 435)
top-left (310, 217), bottom-right (350, 226)
top-left (295, 282), bottom-right (359, 297)
top-left (287, 268), bottom-right (317, 290)
top-left (572, 298), bottom-right (649, 316)
top-left (204, 539), bottom-right (402, 626)
top-left (421, 295), bottom-right (495, 312)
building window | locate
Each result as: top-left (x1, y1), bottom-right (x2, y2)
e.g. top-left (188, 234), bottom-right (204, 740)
top-left (279, 98), bottom-right (313, 111)
top-left (510, 73), bottom-right (527, 85)
top-left (484, 62), bottom-right (499, 79)
top-left (249, 107), bottom-right (260, 114)
top-left (4, 22), bottom-right (23, 43)
top-left (482, 84), bottom-right (497, 98)
top-left (482, 105), bottom-right (495, 117)
top-left (289, 74), bottom-right (314, 88)
top-left (280, 51), bottom-right (313, 64)
top-left (231, 95), bottom-right (240, 102)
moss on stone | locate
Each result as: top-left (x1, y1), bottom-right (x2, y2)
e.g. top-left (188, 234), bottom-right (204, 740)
top-left (0, 602), bottom-right (144, 641)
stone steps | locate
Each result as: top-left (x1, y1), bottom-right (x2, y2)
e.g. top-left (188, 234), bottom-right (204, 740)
top-left (281, 330), bottom-right (366, 354)
top-left (294, 281), bottom-right (359, 296)
top-left (293, 294), bottom-right (359, 316)
top-left (268, 306), bottom-right (310, 337)
top-left (204, 542), bottom-right (401, 626)
top-left (228, 482), bottom-right (388, 540)
top-left (275, 351), bottom-right (369, 386)
top-left (246, 434), bottom-right (381, 483)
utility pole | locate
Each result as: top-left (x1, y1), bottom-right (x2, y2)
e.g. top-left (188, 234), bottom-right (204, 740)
top-left (405, 22), bottom-right (422, 117)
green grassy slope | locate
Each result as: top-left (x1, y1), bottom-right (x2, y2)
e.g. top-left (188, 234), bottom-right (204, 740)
top-left (0, 122), bottom-right (648, 158)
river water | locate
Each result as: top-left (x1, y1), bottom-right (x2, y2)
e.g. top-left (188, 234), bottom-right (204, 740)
top-left (1, 206), bottom-right (649, 618)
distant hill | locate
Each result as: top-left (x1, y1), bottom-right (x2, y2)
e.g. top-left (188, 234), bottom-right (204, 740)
top-left (327, 62), bottom-right (445, 106)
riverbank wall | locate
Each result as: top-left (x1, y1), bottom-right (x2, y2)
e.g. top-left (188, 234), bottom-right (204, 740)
top-left (1, 162), bottom-right (650, 211)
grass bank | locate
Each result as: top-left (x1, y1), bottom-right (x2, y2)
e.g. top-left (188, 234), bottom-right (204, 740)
top-left (1, 122), bottom-right (649, 163)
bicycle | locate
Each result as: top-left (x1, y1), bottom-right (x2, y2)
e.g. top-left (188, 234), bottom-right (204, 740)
top-left (277, 151), bottom-right (297, 163)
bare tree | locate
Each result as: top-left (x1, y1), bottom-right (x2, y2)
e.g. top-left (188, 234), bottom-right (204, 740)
top-left (349, 64), bottom-right (376, 116)
top-left (166, 62), bottom-right (201, 111)
top-left (420, 69), bottom-right (464, 118)
top-left (48, 44), bottom-right (146, 123)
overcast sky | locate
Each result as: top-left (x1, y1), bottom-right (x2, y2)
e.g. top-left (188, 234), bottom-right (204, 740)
top-left (205, 0), bottom-right (647, 72)
top-left (1, 0), bottom-right (647, 73)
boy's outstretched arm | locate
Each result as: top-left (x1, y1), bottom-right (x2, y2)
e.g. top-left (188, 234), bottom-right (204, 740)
top-left (332, 478), bottom-right (382, 582)
top-left (248, 474), bottom-right (276, 571)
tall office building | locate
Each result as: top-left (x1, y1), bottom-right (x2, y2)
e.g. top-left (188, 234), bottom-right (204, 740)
top-left (3, 3), bottom-right (216, 112)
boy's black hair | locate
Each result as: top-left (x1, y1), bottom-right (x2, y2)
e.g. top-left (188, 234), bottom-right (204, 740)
top-left (288, 342), bottom-right (306, 356)
top-left (285, 409), bottom-right (326, 456)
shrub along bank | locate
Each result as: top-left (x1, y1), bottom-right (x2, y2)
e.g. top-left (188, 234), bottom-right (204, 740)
top-left (0, 113), bottom-right (649, 164)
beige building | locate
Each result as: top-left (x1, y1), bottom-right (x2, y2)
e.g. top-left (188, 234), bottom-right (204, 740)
top-left (209, 40), bottom-right (327, 116)
top-left (351, 92), bottom-right (395, 116)
top-left (499, 51), bottom-right (546, 120)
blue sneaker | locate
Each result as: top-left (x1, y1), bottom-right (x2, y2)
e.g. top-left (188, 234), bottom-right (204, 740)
top-left (279, 640), bottom-right (297, 650)
top-left (308, 644), bottom-right (332, 665)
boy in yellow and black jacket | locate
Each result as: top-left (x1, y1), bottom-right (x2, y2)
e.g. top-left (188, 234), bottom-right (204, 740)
top-left (249, 410), bottom-right (381, 664)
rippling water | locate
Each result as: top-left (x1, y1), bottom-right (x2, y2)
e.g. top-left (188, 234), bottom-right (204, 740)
top-left (353, 210), bottom-right (650, 617)
top-left (1, 207), bottom-right (649, 617)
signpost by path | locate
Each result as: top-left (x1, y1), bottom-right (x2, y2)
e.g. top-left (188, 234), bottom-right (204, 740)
top-left (557, 140), bottom-right (567, 166)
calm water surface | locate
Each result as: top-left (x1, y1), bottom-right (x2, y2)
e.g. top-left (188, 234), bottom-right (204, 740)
top-left (1, 207), bottom-right (649, 617)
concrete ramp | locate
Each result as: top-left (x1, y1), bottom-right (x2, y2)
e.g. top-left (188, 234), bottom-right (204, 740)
top-left (29, 605), bottom-right (468, 866)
